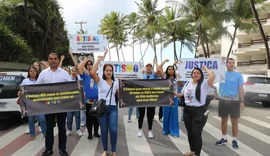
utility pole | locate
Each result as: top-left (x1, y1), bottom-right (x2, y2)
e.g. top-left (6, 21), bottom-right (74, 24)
top-left (75, 21), bottom-right (87, 33)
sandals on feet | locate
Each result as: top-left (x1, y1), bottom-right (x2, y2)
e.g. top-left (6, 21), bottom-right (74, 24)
top-left (184, 151), bottom-right (195, 156)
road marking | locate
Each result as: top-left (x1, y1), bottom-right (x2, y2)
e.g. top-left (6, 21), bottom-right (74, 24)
top-left (0, 124), bottom-right (28, 149)
top-left (204, 121), bottom-right (263, 156)
top-left (124, 115), bottom-right (154, 156)
top-left (241, 116), bottom-right (270, 129)
top-left (70, 129), bottom-right (98, 156)
top-left (213, 116), bottom-right (270, 145)
top-left (12, 128), bottom-right (58, 156)
top-left (155, 117), bottom-right (209, 156)
top-left (266, 117), bottom-right (270, 120)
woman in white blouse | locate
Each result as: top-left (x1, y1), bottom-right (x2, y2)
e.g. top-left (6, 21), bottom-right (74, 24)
top-left (90, 56), bottom-right (119, 156)
top-left (174, 66), bottom-right (215, 156)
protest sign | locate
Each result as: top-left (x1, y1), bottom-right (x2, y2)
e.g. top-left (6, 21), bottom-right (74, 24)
top-left (19, 81), bottom-right (85, 117)
top-left (98, 61), bottom-right (144, 79)
top-left (69, 34), bottom-right (107, 53)
top-left (118, 79), bottom-right (174, 108)
top-left (177, 58), bottom-right (226, 82)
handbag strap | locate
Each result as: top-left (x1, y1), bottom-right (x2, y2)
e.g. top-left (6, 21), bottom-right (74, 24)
top-left (105, 82), bottom-right (114, 98)
top-left (109, 82), bottom-right (114, 105)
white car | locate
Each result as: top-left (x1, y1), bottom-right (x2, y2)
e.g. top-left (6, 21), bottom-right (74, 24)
top-left (243, 75), bottom-right (270, 107)
top-left (215, 75), bottom-right (270, 107)
top-left (0, 71), bottom-right (27, 116)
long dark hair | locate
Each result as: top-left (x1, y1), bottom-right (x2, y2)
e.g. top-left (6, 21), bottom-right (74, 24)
top-left (27, 66), bottom-right (39, 80)
top-left (84, 60), bottom-right (93, 69)
top-left (102, 64), bottom-right (115, 81)
top-left (165, 65), bottom-right (176, 79)
top-left (191, 68), bottom-right (204, 103)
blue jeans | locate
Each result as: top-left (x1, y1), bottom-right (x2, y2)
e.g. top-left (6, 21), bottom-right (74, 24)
top-left (81, 110), bottom-right (86, 125)
top-left (128, 107), bottom-right (139, 120)
top-left (28, 115), bottom-right (46, 136)
top-left (98, 105), bottom-right (118, 152)
top-left (67, 111), bottom-right (81, 131)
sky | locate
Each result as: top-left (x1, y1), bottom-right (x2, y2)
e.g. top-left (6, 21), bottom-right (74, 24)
top-left (57, 0), bottom-right (194, 69)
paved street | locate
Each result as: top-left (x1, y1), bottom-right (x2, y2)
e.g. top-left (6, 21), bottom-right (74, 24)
top-left (0, 100), bottom-right (269, 156)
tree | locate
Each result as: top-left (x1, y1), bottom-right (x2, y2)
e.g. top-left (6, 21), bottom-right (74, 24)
top-left (249, 0), bottom-right (270, 72)
top-left (99, 11), bottom-right (127, 61)
top-left (135, 0), bottom-right (161, 62)
top-left (127, 12), bottom-right (139, 62)
top-left (0, 24), bottom-right (33, 63)
top-left (226, 0), bottom-right (257, 58)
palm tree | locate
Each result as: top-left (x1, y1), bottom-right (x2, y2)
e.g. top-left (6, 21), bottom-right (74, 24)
top-left (99, 11), bottom-right (127, 61)
top-left (226, 0), bottom-right (257, 58)
top-left (249, 0), bottom-right (270, 72)
top-left (127, 12), bottom-right (139, 62)
top-left (135, 0), bottom-right (162, 62)
top-left (179, 0), bottom-right (230, 58)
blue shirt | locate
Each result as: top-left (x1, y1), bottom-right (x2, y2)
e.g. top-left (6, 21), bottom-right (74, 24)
top-left (143, 73), bottom-right (157, 79)
top-left (219, 71), bottom-right (244, 100)
top-left (177, 81), bottom-right (187, 93)
top-left (80, 73), bottom-right (98, 101)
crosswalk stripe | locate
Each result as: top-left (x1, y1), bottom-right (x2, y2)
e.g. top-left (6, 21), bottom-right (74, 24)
top-left (204, 122), bottom-right (263, 156)
top-left (213, 116), bottom-right (270, 145)
top-left (12, 127), bottom-right (58, 156)
top-left (123, 115), bottom-right (154, 156)
top-left (266, 117), bottom-right (270, 120)
top-left (70, 129), bottom-right (98, 156)
top-left (0, 124), bottom-right (28, 149)
top-left (241, 116), bottom-right (270, 129)
top-left (154, 116), bottom-right (209, 156)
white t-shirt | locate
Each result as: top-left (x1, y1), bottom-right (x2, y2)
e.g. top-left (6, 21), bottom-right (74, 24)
top-left (21, 78), bottom-right (36, 85)
top-left (98, 78), bottom-right (119, 106)
top-left (182, 80), bottom-right (210, 107)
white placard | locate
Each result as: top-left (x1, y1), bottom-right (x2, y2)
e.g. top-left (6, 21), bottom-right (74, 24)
top-left (98, 61), bottom-right (144, 79)
top-left (177, 58), bottom-right (226, 82)
top-left (69, 34), bottom-right (107, 53)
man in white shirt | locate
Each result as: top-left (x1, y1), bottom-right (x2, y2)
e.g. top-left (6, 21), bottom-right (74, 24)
top-left (35, 53), bottom-right (72, 156)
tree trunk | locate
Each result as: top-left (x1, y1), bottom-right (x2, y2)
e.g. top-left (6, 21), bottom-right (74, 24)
top-left (121, 48), bottom-right (125, 61)
top-left (195, 33), bottom-right (200, 53)
top-left (227, 26), bottom-right (238, 58)
top-left (160, 35), bottom-right (163, 62)
top-left (116, 45), bottom-right (120, 61)
top-left (152, 37), bottom-right (157, 70)
top-left (199, 25), bottom-right (208, 58)
top-left (139, 44), bottom-right (150, 63)
top-left (179, 41), bottom-right (183, 59)
top-left (107, 44), bottom-right (111, 61)
top-left (24, 0), bottom-right (32, 51)
top-left (133, 30), bottom-right (135, 62)
top-left (205, 34), bottom-right (210, 58)
top-left (173, 40), bottom-right (178, 61)
top-left (250, 0), bottom-right (270, 71)
top-left (139, 40), bottom-right (144, 63)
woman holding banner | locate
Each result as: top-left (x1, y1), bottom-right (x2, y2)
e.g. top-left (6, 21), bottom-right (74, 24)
top-left (174, 66), bottom-right (215, 156)
top-left (20, 67), bottom-right (46, 140)
top-left (90, 56), bottom-right (119, 156)
top-left (162, 65), bottom-right (179, 137)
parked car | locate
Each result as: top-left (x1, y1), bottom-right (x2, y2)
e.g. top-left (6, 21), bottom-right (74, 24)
top-left (243, 75), bottom-right (270, 107)
top-left (0, 71), bottom-right (27, 116)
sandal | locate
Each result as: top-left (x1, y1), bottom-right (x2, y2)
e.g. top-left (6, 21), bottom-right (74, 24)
top-left (184, 151), bottom-right (195, 156)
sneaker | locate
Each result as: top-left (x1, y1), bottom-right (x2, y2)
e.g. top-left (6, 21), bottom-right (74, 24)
top-left (94, 133), bottom-right (101, 139)
top-left (59, 150), bottom-right (68, 156)
top-left (41, 150), bottom-right (53, 156)
top-left (148, 131), bottom-right (153, 139)
top-left (66, 130), bottom-right (72, 136)
top-left (215, 138), bottom-right (228, 145)
top-left (38, 126), bottom-right (42, 133)
top-left (25, 129), bottom-right (30, 134)
top-left (80, 123), bottom-right (85, 127)
top-left (159, 118), bottom-right (163, 122)
top-left (76, 130), bottom-right (83, 136)
top-left (137, 130), bottom-right (143, 137)
top-left (232, 140), bottom-right (239, 149)
top-left (128, 119), bottom-right (131, 123)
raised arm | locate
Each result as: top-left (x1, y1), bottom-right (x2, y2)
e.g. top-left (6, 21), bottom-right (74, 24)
top-left (59, 55), bottom-right (65, 68)
top-left (69, 50), bottom-right (79, 67)
top-left (78, 57), bottom-right (90, 75)
top-left (90, 56), bottom-right (104, 84)
top-left (202, 65), bottom-right (215, 86)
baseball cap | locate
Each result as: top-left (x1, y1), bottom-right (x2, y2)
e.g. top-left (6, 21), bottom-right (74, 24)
top-left (145, 63), bottom-right (152, 67)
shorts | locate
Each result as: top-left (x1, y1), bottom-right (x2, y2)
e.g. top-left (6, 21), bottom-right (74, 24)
top-left (218, 99), bottom-right (240, 118)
